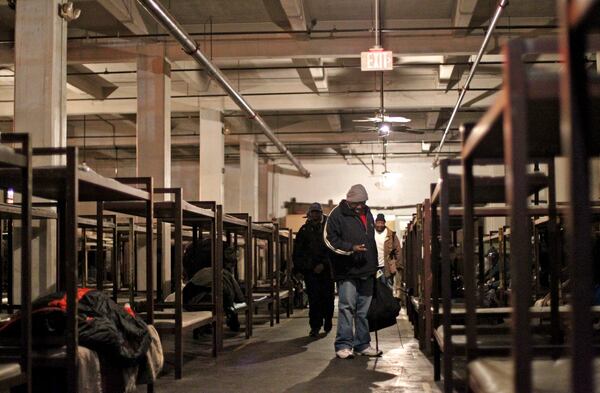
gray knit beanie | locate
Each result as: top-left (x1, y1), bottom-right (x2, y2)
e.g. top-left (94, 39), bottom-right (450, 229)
top-left (346, 184), bottom-right (369, 203)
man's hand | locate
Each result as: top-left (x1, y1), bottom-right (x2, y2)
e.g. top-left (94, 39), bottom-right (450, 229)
top-left (352, 244), bottom-right (367, 252)
top-left (313, 264), bottom-right (324, 274)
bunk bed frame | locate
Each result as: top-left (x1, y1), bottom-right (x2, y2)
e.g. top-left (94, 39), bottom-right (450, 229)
top-left (106, 193), bottom-right (222, 380)
top-left (223, 213), bottom-right (254, 339)
top-left (0, 147), bottom-right (155, 393)
top-left (278, 228), bottom-right (294, 318)
top-left (251, 222), bottom-right (276, 327)
top-left (456, 13), bottom-right (600, 390)
top-left (0, 133), bottom-right (32, 392)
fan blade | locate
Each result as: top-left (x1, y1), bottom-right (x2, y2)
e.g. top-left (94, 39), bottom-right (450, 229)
top-left (352, 117), bottom-right (382, 123)
top-left (399, 129), bottom-right (425, 135)
top-left (355, 126), bottom-right (377, 130)
top-left (383, 116), bottom-right (411, 123)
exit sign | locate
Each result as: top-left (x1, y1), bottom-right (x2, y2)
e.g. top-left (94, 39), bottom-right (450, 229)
top-left (361, 49), bottom-right (393, 71)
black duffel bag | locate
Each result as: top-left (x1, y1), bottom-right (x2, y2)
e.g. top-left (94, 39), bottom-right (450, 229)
top-left (367, 277), bottom-right (401, 332)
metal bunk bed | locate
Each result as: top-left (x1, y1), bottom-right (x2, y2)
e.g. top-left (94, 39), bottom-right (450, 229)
top-left (78, 214), bottom-right (117, 294)
top-left (430, 158), bottom-right (553, 393)
top-left (223, 212), bottom-right (254, 339)
top-left (0, 133), bottom-right (32, 392)
top-left (459, 22), bottom-right (600, 392)
top-left (251, 222), bottom-right (276, 327)
top-left (0, 147), bottom-right (155, 393)
top-left (106, 194), bottom-right (222, 380)
top-left (112, 218), bottom-right (152, 306)
top-left (278, 228), bottom-right (294, 319)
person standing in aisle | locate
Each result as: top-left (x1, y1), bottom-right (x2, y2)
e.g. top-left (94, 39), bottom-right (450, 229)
top-left (324, 184), bottom-right (381, 359)
top-left (374, 213), bottom-right (401, 288)
top-left (293, 203), bottom-right (335, 337)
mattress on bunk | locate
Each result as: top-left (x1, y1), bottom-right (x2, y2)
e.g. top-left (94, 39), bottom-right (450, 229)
top-left (153, 310), bottom-right (213, 330)
top-left (434, 325), bottom-right (547, 351)
top-left (252, 294), bottom-right (271, 303)
top-left (468, 358), bottom-right (600, 393)
top-left (0, 362), bottom-right (21, 382)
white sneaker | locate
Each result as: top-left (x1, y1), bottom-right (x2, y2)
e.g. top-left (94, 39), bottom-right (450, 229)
top-left (335, 348), bottom-right (354, 359)
top-left (356, 346), bottom-right (383, 357)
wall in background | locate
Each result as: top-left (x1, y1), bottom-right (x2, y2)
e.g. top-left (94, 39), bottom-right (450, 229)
top-left (274, 158), bottom-right (440, 220)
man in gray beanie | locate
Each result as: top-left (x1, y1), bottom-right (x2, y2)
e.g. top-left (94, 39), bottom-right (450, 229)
top-left (324, 184), bottom-right (381, 359)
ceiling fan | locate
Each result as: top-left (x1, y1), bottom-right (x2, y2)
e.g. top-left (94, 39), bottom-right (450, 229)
top-left (352, 73), bottom-right (422, 136)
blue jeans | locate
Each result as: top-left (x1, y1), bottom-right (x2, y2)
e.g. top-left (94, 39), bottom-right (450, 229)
top-left (335, 277), bottom-right (374, 352)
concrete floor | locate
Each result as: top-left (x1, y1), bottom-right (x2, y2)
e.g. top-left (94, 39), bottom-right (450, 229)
top-left (143, 308), bottom-right (442, 393)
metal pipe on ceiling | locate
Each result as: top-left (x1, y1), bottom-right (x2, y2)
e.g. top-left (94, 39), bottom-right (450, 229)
top-left (51, 24), bottom-right (557, 43)
top-left (135, 0), bottom-right (310, 177)
top-left (432, 0), bottom-right (509, 167)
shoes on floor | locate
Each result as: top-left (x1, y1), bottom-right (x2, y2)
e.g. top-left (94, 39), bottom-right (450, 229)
top-left (309, 329), bottom-right (320, 337)
top-left (335, 348), bottom-right (354, 359)
top-left (355, 346), bottom-right (383, 357)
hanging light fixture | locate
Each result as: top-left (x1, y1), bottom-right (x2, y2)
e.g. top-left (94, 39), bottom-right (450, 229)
top-left (378, 123), bottom-right (391, 137)
top-left (376, 139), bottom-right (397, 190)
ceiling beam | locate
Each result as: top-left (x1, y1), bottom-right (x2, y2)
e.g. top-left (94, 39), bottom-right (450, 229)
top-left (0, 89), bottom-right (498, 116)
top-left (326, 114), bottom-right (342, 131)
top-left (172, 61), bottom-right (211, 92)
top-left (97, 0), bottom-right (149, 35)
top-left (0, 32), bottom-right (543, 66)
top-left (66, 64), bottom-right (119, 99)
top-left (438, 0), bottom-right (484, 90)
top-left (452, 0), bottom-right (481, 32)
top-left (279, 0), bottom-right (311, 31)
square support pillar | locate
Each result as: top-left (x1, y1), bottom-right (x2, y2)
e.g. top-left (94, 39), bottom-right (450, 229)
top-left (258, 163), bottom-right (269, 221)
top-left (137, 50), bottom-right (171, 297)
top-left (199, 108), bottom-right (224, 204)
top-left (239, 136), bottom-right (259, 217)
top-left (13, 0), bottom-right (67, 299)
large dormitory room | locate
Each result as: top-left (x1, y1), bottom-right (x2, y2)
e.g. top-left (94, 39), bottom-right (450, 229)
top-left (0, 0), bottom-right (598, 392)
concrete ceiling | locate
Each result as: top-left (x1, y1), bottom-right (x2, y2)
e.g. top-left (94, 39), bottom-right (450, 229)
top-left (0, 0), bottom-right (570, 166)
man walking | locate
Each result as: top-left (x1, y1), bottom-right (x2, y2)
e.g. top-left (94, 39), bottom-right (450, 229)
top-left (324, 184), bottom-right (382, 359)
top-left (374, 214), bottom-right (401, 288)
top-left (293, 203), bottom-right (334, 337)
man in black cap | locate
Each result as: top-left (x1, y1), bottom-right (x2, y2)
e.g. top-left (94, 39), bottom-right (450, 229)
top-left (293, 202), bottom-right (334, 337)
top-left (374, 213), bottom-right (401, 288)
top-left (324, 184), bottom-right (381, 359)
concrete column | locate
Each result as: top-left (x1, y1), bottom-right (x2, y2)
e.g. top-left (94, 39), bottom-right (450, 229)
top-left (239, 136), bottom-right (259, 217)
top-left (224, 165), bottom-right (241, 213)
top-left (137, 49), bottom-right (171, 296)
top-left (199, 108), bottom-right (224, 204)
top-left (269, 164), bottom-right (280, 220)
top-left (172, 161), bottom-right (200, 201)
top-left (13, 0), bottom-right (67, 298)
top-left (258, 163), bottom-right (269, 221)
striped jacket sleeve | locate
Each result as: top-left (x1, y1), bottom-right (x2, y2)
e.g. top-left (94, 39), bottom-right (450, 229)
top-left (323, 205), bottom-right (353, 255)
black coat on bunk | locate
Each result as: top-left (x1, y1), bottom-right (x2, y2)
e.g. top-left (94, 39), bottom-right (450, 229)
top-left (0, 289), bottom-right (151, 366)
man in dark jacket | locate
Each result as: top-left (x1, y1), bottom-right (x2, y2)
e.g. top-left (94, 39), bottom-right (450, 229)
top-left (324, 184), bottom-right (382, 359)
top-left (293, 202), bottom-right (334, 337)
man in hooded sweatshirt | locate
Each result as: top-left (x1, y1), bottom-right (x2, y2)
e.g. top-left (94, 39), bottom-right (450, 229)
top-left (324, 184), bottom-right (382, 359)
top-left (293, 202), bottom-right (334, 337)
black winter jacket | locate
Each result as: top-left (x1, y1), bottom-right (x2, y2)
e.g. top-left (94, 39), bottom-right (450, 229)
top-left (293, 216), bottom-right (331, 276)
top-left (324, 200), bottom-right (378, 280)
